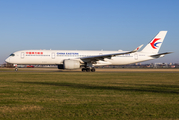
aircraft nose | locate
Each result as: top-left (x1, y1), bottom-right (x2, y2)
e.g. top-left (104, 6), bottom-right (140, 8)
top-left (5, 57), bottom-right (10, 63)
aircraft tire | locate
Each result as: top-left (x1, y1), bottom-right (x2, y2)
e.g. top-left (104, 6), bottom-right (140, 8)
top-left (91, 68), bottom-right (95, 72)
top-left (86, 68), bottom-right (90, 72)
top-left (82, 68), bottom-right (86, 72)
top-left (15, 68), bottom-right (18, 72)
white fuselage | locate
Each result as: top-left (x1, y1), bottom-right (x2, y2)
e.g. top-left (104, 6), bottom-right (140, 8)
top-left (5, 50), bottom-right (156, 66)
top-left (5, 31), bottom-right (170, 71)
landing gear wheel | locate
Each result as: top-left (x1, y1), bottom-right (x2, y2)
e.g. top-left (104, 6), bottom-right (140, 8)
top-left (15, 68), bottom-right (18, 72)
top-left (86, 68), bottom-right (90, 72)
top-left (91, 68), bottom-right (95, 72)
top-left (82, 68), bottom-right (86, 72)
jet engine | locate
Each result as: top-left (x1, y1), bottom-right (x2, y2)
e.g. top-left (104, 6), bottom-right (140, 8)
top-left (58, 60), bottom-right (80, 69)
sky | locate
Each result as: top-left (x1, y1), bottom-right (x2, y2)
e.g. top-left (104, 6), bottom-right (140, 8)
top-left (0, 0), bottom-right (179, 64)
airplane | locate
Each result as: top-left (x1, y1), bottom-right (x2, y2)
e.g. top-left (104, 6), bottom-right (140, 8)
top-left (5, 31), bottom-right (172, 72)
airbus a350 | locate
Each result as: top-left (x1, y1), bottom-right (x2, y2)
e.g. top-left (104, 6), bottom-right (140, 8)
top-left (5, 31), bottom-right (172, 72)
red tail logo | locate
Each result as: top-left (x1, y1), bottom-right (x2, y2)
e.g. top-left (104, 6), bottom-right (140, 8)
top-left (150, 38), bottom-right (161, 49)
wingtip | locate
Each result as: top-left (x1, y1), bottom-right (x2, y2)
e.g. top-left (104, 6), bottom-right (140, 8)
top-left (134, 44), bottom-right (143, 52)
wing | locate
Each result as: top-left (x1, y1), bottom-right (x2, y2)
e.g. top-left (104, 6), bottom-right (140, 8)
top-left (79, 45), bottom-right (143, 63)
top-left (150, 52), bottom-right (173, 58)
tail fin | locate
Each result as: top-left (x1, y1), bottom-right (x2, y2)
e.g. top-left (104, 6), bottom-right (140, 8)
top-left (141, 31), bottom-right (167, 54)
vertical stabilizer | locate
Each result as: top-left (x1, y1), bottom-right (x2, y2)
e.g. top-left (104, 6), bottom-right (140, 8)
top-left (141, 31), bottom-right (167, 54)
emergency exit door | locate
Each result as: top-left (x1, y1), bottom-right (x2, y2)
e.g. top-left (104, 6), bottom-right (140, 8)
top-left (21, 52), bottom-right (25, 59)
top-left (134, 53), bottom-right (138, 60)
top-left (51, 52), bottom-right (55, 59)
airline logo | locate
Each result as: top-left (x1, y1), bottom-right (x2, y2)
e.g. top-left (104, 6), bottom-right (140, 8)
top-left (150, 38), bottom-right (162, 49)
top-left (26, 52), bottom-right (43, 55)
top-left (57, 52), bottom-right (79, 55)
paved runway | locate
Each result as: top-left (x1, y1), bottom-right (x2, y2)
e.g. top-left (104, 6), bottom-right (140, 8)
top-left (1, 68), bottom-right (179, 72)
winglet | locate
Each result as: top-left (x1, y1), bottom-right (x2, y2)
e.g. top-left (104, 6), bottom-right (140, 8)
top-left (133, 44), bottom-right (143, 52)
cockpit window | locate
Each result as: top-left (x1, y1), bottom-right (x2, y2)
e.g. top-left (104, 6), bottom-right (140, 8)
top-left (10, 53), bottom-right (15, 56)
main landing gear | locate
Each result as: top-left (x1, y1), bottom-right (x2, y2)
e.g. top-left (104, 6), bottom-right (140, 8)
top-left (81, 62), bottom-right (95, 72)
top-left (82, 68), bottom-right (95, 72)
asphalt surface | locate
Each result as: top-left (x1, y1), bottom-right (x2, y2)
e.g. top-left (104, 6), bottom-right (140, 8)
top-left (1, 68), bottom-right (179, 73)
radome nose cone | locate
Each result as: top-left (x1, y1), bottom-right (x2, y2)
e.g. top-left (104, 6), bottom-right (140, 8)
top-left (5, 58), bottom-right (10, 63)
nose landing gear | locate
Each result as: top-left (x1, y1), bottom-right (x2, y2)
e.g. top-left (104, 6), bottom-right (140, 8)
top-left (15, 67), bottom-right (18, 72)
top-left (14, 64), bottom-right (18, 72)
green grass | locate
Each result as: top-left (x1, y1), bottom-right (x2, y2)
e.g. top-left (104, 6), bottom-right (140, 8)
top-left (0, 71), bottom-right (179, 120)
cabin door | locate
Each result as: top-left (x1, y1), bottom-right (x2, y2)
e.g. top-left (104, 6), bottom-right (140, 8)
top-left (21, 52), bottom-right (25, 59)
top-left (134, 53), bottom-right (138, 60)
top-left (51, 52), bottom-right (55, 59)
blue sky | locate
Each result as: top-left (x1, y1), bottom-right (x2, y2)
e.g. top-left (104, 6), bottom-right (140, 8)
top-left (0, 0), bottom-right (179, 64)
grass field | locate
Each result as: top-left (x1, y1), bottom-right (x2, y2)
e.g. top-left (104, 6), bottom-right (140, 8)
top-left (0, 69), bottom-right (179, 119)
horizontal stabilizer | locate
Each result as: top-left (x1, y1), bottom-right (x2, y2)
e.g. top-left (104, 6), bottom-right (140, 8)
top-left (150, 52), bottom-right (173, 57)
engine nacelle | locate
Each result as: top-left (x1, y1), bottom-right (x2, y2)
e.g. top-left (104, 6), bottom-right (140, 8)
top-left (63, 60), bottom-right (80, 69)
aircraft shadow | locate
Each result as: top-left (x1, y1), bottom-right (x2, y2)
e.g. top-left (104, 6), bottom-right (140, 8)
top-left (18, 81), bottom-right (179, 94)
